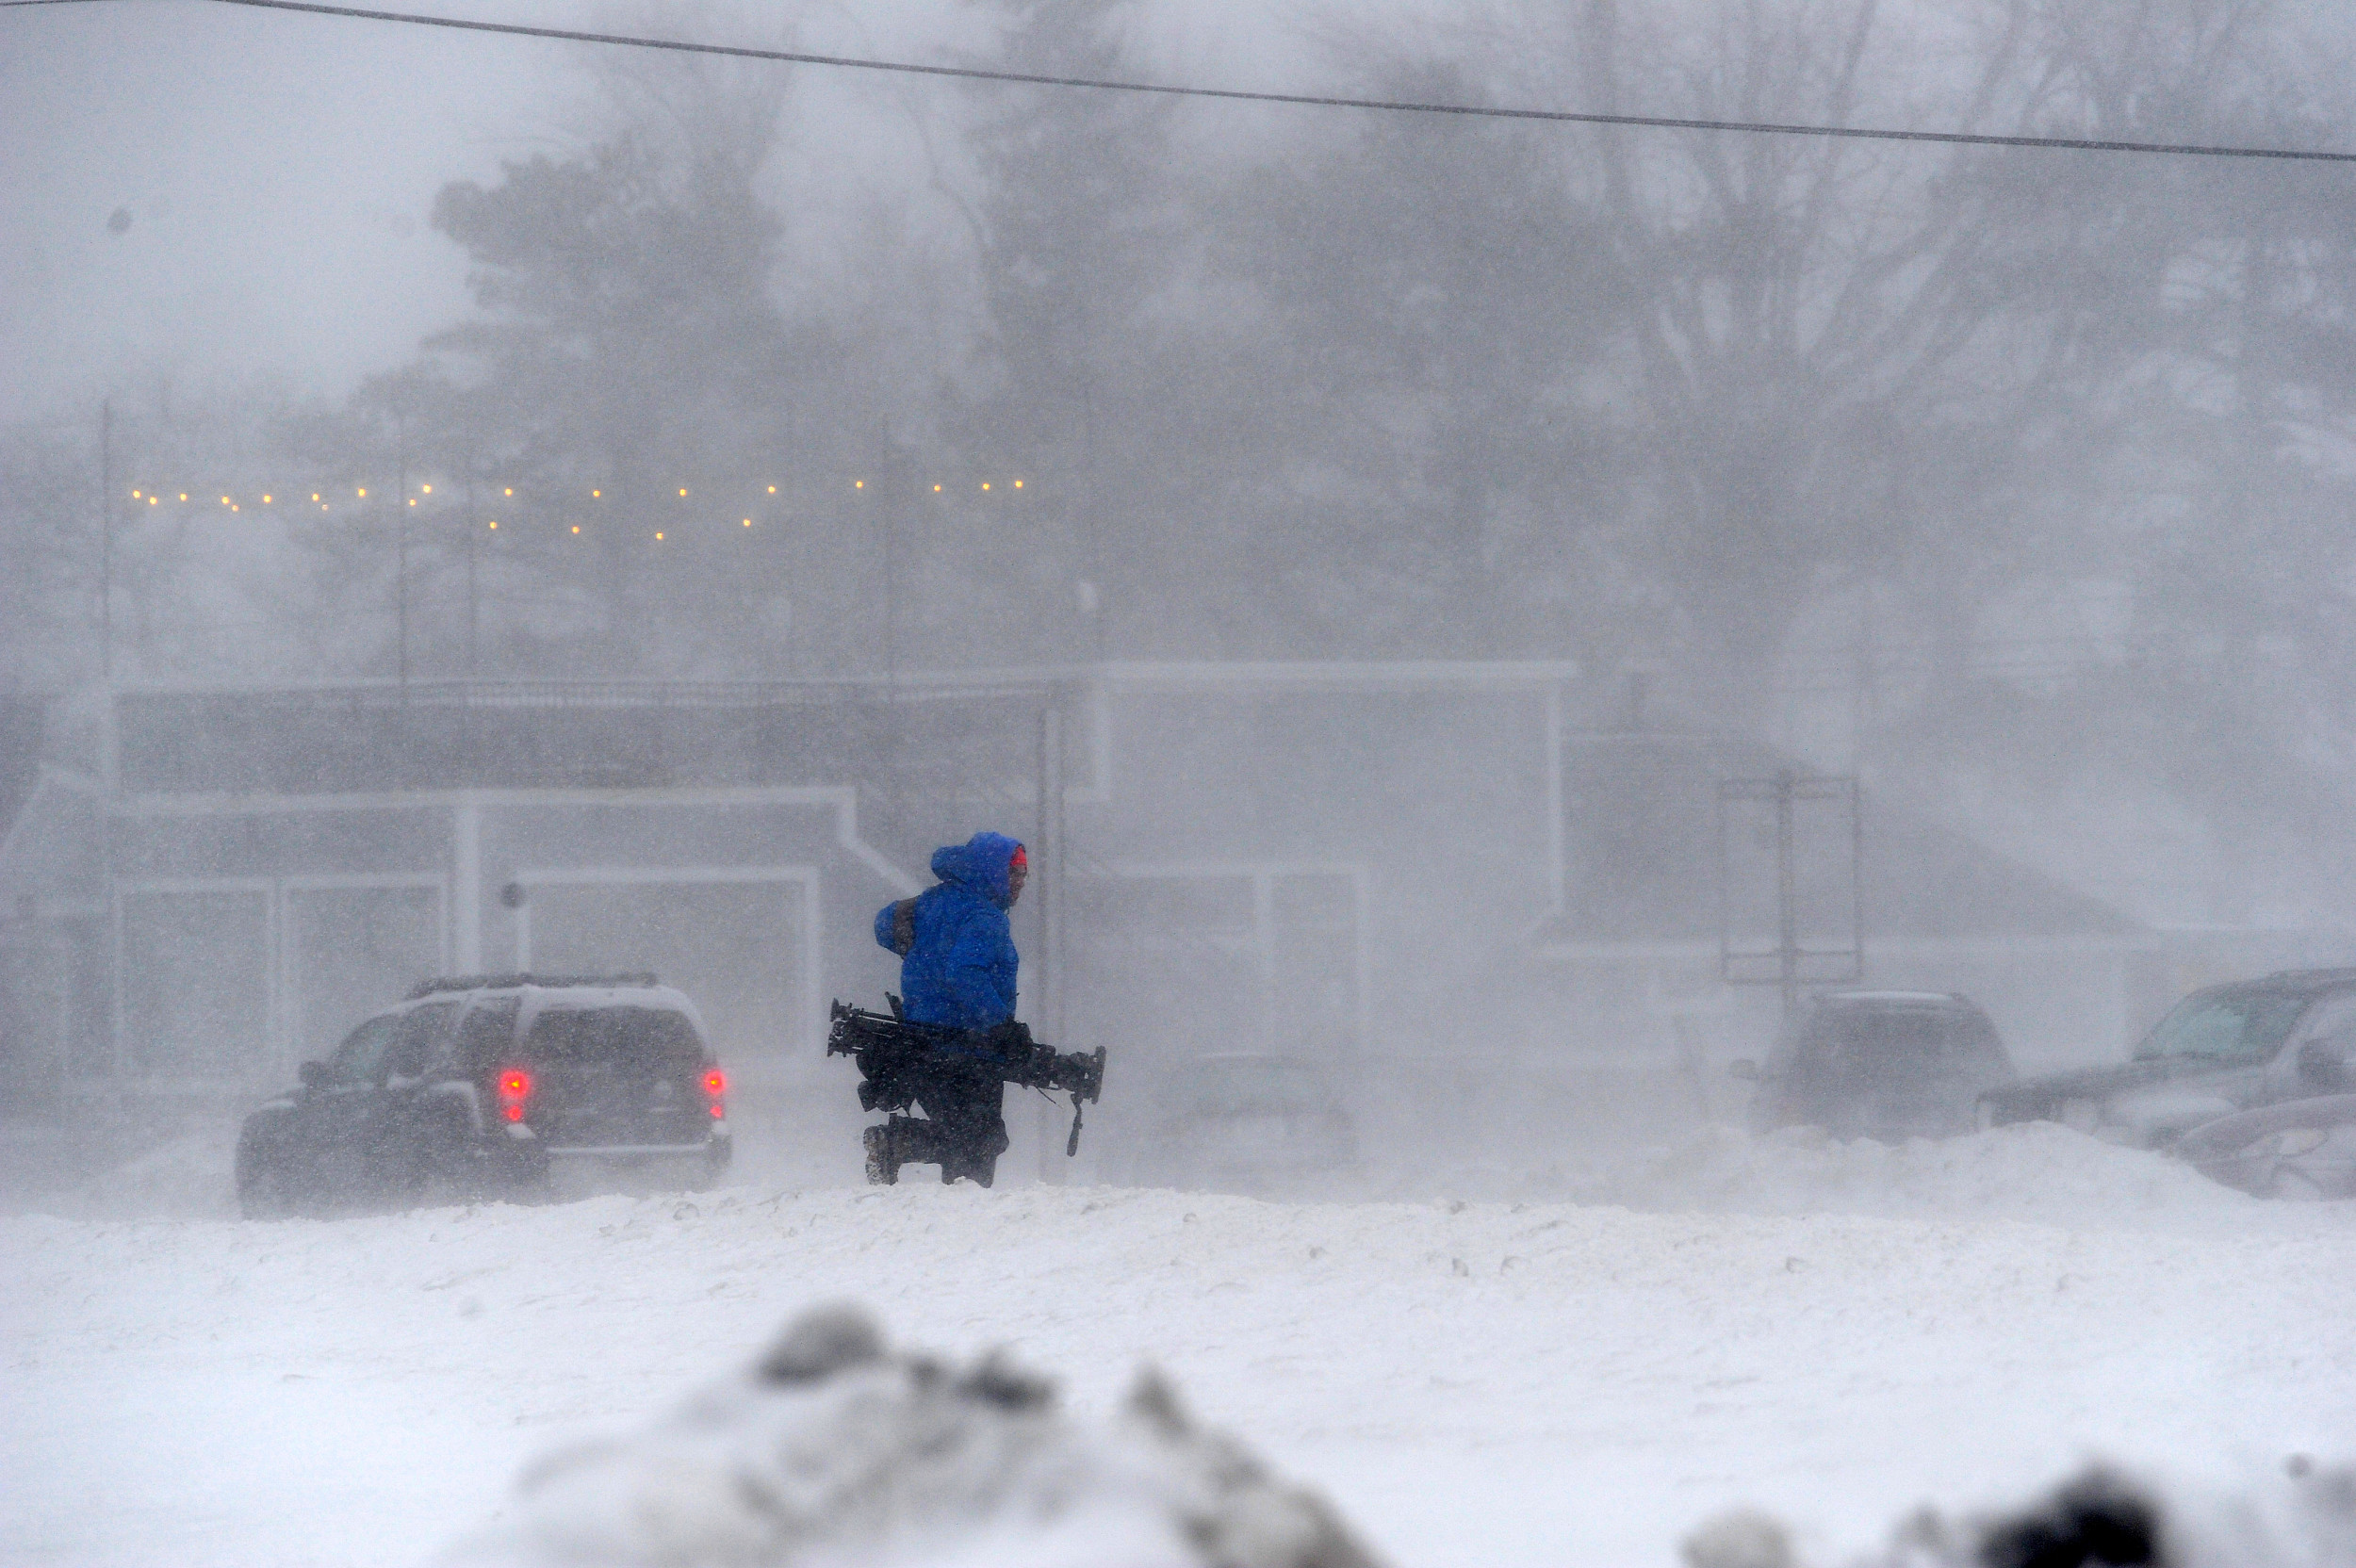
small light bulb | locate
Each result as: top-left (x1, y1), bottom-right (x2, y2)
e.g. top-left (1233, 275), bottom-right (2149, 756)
top-left (767, 485), bottom-right (776, 494)
top-left (933, 483), bottom-right (942, 493)
top-left (357, 488), bottom-right (367, 498)
top-left (132, 490), bottom-right (141, 498)
top-left (149, 497), bottom-right (157, 506)
top-left (487, 520), bottom-right (498, 530)
top-left (678, 488), bottom-right (687, 498)
top-left (855, 480), bottom-right (864, 489)
top-left (592, 489), bottom-right (601, 498)
top-left (408, 498), bottom-right (417, 507)
top-left (179, 493), bottom-right (188, 501)
top-left (262, 495), bottom-right (271, 503)
top-left (221, 496), bottom-right (231, 504)
top-left (231, 503), bottom-right (240, 512)
top-left (420, 483), bottom-right (431, 494)
top-left (571, 525), bottom-right (581, 534)
top-left (1013, 480), bottom-right (1023, 488)
top-left (503, 488), bottom-right (513, 498)
top-left (981, 482), bottom-right (991, 491)
top-left (742, 518), bottom-right (752, 527)
top-left (654, 531), bottom-right (664, 541)
top-left (311, 493), bottom-right (320, 502)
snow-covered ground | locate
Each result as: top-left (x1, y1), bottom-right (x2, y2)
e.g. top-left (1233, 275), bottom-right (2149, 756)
top-left (4, 1125), bottom-right (2352, 1566)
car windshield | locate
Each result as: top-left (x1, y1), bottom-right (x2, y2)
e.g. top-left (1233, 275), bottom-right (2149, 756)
top-left (1185, 1059), bottom-right (1328, 1117)
top-left (522, 1006), bottom-right (704, 1067)
top-left (2135, 989), bottom-right (2315, 1063)
top-left (1800, 1008), bottom-right (1997, 1085)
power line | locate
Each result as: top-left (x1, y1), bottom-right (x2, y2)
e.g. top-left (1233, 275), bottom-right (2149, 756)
top-left (13, 0), bottom-right (2335, 165)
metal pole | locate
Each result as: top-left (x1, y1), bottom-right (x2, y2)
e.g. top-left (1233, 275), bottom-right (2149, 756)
top-left (1046, 699), bottom-right (1066, 1047)
top-left (1041, 696), bottom-right (1060, 1021)
top-left (880, 428), bottom-right (901, 685)
top-left (1850, 778), bottom-right (1866, 985)
top-left (396, 449), bottom-right (410, 696)
top-left (96, 400), bottom-right (120, 1091)
top-left (464, 462), bottom-right (479, 678)
top-left (98, 399), bottom-right (114, 683)
top-left (1775, 768), bottom-right (1799, 1017)
top-left (1715, 779), bottom-right (1731, 984)
top-left (1035, 699), bottom-right (1057, 1184)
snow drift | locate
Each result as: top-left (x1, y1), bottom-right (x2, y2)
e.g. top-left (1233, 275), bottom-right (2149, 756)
top-left (442, 1302), bottom-right (1383, 1568)
top-left (1365, 1121), bottom-right (2274, 1231)
top-left (1565, 1121), bottom-right (2264, 1229)
top-left (14, 1115), bottom-right (2285, 1235)
top-left (8, 1179), bottom-right (2352, 1565)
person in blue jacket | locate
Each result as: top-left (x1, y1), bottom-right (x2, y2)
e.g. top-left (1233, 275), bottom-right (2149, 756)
top-left (865, 831), bottom-right (1027, 1184)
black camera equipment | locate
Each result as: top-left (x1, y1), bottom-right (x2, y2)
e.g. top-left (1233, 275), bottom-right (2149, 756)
top-left (827, 997), bottom-right (1107, 1155)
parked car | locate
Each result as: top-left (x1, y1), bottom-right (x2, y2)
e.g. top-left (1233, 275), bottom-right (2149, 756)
top-left (1979, 968), bottom-right (2356, 1150)
top-left (1111, 1053), bottom-right (1358, 1192)
top-left (236, 972), bottom-right (732, 1217)
top-left (2173, 1092), bottom-right (2356, 1199)
top-left (1733, 990), bottom-right (2015, 1141)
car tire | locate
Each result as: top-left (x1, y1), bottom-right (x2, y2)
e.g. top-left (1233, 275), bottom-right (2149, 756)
top-left (402, 1104), bottom-right (480, 1207)
top-left (686, 1138), bottom-right (733, 1192)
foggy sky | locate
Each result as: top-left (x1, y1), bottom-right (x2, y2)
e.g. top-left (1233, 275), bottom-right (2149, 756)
top-left (0, 0), bottom-right (1437, 423)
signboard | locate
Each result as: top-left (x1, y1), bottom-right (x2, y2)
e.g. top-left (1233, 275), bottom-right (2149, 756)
top-left (1718, 771), bottom-right (1862, 1004)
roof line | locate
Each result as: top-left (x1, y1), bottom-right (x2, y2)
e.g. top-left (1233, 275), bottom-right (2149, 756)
top-left (92, 661), bottom-right (1582, 701)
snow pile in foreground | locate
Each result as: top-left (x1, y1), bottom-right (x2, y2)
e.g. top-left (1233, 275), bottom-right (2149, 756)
top-left (1687, 1460), bottom-right (2356, 1568)
top-left (1522, 1122), bottom-right (2266, 1230)
top-left (443, 1303), bottom-right (1383, 1568)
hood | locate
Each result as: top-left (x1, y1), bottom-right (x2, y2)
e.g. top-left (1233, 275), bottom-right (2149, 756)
top-left (1986, 1060), bottom-right (2178, 1108)
top-left (1979, 1057), bottom-right (2222, 1136)
top-left (930, 831), bottom-right (1024, 908)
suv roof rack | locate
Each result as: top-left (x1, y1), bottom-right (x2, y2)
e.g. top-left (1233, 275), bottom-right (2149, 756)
top-left (407, 972), bottom-right (660, 1000)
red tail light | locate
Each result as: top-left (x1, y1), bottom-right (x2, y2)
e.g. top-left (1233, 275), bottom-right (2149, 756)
top-left (496, 1068), bottom-right (532, 1123)
top-left (704, 1068), bottom-right (727, 1119)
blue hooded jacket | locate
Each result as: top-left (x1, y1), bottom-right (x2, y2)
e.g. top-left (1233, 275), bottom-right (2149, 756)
top-left (874, 831), bottom-right (1023, 1030)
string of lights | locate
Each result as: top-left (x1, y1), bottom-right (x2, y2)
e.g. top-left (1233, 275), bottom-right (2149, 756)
top-left (8, 0), bottom-right (2348, 164)
top-left (113, 475), bottom-right (1031, 542)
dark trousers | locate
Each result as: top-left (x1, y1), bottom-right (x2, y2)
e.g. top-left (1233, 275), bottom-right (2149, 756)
top-left (903, 1060), bottom-right (1009, 1185)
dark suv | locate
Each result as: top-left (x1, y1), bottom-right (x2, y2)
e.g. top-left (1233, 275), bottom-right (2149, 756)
top-left (1981, 968), bottom-right (2356, 1149)
top-left (236, 972), bottom-right (732, 1217)
top-left (1735, 990), bottom-right (2016, 1141)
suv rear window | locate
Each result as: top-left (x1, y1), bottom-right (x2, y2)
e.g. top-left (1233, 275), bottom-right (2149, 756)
top-left (521, 1006), bottom-right (704, 1067)
top-left (1799, 1007), bottom-right (2003, 1084)
top-left (452, 998), bottom-right (520, 1070)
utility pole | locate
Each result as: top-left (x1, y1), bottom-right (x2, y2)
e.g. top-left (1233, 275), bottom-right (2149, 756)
top-left (97, 400), bottom-right (114, 683)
